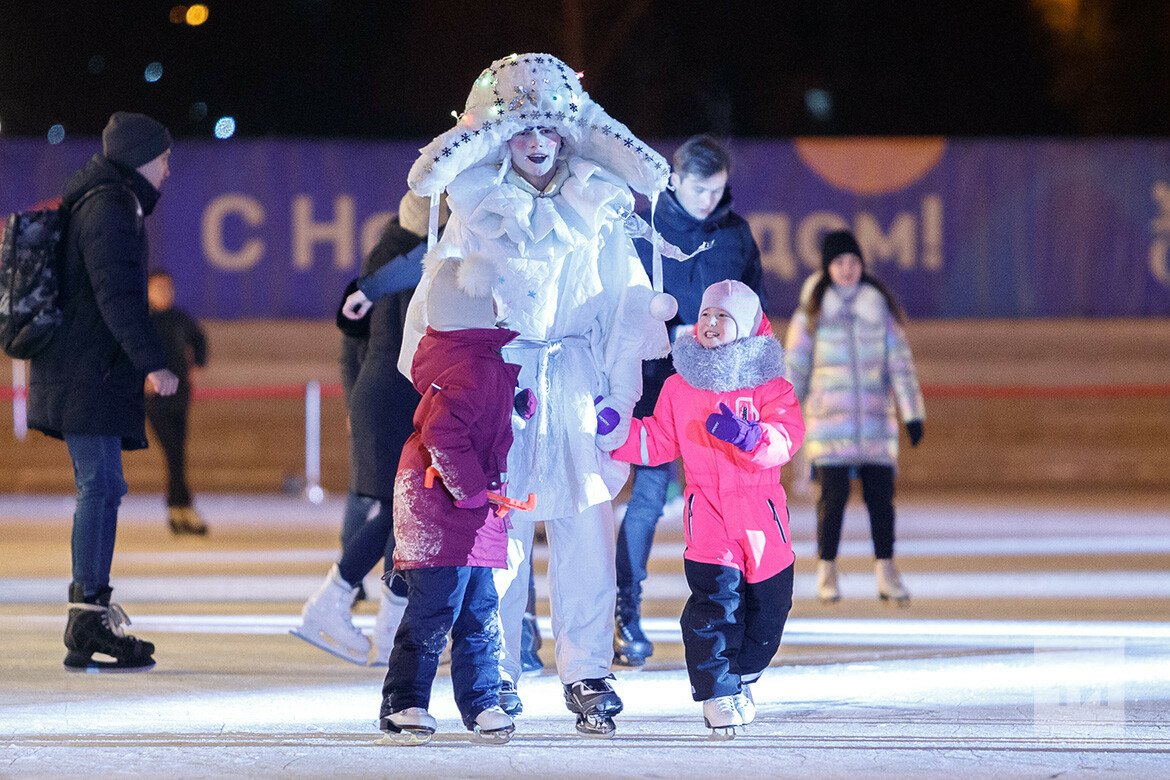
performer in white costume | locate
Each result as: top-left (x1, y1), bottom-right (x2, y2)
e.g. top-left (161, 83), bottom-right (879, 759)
top-left (400, 53), bottom-right (673, 736)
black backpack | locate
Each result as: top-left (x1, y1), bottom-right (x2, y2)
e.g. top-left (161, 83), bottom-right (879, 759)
top-left (0, 184), bottom-right (122, 359)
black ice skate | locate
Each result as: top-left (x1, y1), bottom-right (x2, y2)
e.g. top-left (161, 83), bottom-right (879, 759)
top-left (563, 675), bottom-right (623, 737)
top-left (499, 678), bottom-right (523, 716)
top-left (612, 596), bottom-right (653, 667)
top-left (63, 584), bottom-right (155, 673)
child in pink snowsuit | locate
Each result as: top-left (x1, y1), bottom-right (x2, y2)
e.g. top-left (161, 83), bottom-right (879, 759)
top-left (609, 279), bottom-right (805, 736)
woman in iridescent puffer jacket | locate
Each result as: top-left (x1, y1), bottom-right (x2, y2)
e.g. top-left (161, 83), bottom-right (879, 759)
top-left (784, 230), bottom-right (925, 606)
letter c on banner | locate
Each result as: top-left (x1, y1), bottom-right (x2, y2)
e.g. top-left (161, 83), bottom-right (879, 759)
top-left (202, 194), bottom-right (266, 271)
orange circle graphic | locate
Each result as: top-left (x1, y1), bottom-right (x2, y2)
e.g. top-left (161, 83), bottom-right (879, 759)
top-left (794, 137), bottom-right (946, 195)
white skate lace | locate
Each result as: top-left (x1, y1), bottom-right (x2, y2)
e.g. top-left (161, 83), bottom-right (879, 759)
top-left (67, 601), bottom-right (131, 637)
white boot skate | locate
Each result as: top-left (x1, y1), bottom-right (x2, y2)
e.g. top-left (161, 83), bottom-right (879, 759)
top-left (289, 564), bottom-right (370, 664)
top-left (816, 559), bottom-right (841, 603)
top-left (732, 684), bottom-right (755, 725)
top-left (703, 695), bottom-right (744, 739)
top-left (378, 707), bottom-right (437, 746)
top-left (370, 582), bottom-right (407, 666)
top-left (470, 705), bottom-right (515, 744)
top-left (876, 558), bottom-right (910, 605)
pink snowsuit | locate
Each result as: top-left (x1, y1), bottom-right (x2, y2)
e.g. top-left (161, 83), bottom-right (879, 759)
top-left (611, 332), bottom-right (805, 584)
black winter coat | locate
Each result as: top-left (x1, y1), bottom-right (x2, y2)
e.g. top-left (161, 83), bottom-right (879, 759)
top-left (633, 186), bottom-right (765, 417)
top-left (349, 220), bottom-right (423, 499)
top-left (29, 155), bottom-right (168, 449)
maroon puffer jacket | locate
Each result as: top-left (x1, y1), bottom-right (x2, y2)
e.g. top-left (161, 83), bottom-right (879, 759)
top-left (393, 326), bottom-right (520, 569)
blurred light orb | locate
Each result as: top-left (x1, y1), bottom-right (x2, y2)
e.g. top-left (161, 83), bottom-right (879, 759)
top-left (169, 6), bottom-right (188, 24)
top-left (805, 88), bottom-right (833, 122)
top-left (144, 62), bottom-right (164, 83)
top-left (189, 101), bottom-right (209, 121)
top-left (214, 116), bottom-right (236, 139)
top-left (186, 4), bottom-right (209, 25)
top-left (306, 485), bottom-right (325, 505)
top-left (48, 124), bottom-right (66, 144)
top-left (87, 55), bottom-right (106, 75)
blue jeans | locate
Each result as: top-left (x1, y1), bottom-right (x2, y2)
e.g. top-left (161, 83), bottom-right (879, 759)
top-left (65, 434), bottom-right (128, 597)
top-left (381, 566), bottom-right (502, 727)
top-left (615, 462), bottom-right (672, 603)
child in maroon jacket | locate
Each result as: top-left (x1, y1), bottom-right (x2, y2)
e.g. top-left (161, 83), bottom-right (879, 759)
top-left (379, 258), bottom-right (530, 746)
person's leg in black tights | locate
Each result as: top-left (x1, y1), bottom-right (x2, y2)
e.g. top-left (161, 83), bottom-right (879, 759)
top-left (815, 465), bottom-right (852, 561)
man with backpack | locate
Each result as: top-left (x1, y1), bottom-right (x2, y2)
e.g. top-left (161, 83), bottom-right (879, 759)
top-left (27, 111), bottom-right (179, 672)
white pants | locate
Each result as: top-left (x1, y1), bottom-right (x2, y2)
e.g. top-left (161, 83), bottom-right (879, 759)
top-left (494, 501), bottom-right (617, 685)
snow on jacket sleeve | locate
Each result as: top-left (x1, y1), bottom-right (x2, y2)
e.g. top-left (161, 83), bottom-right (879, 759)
top-left (418, 378), bottom-right (489, 503)
top-left (743, 378), bottom-right (806, 471)
top-left (610, 376), bottom-right (682, 467)
top-left (886, 315), bottom-right (926, 424)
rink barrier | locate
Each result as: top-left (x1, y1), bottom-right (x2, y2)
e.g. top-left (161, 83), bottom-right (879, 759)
top-left (5, 369), bottom-right (1170, 494)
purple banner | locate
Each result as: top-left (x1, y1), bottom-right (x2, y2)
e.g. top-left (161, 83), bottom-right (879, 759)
top-left (3, 137), bottom-right (1169, 319)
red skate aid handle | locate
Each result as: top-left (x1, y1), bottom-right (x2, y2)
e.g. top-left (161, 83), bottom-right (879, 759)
top-left (424, 466), bottom-right (536, 514)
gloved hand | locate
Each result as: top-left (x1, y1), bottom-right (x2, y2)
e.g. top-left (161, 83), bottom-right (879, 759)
top-left (454, 489), bottom-right (488, 509)
top-left (514, 388), bottom-right (537, 420)
top-left (906, 420), bottom-right (924, 447)
top-left (594, 394), bottom-right (632, 451)
top-left (594, 396), bottom-right (621, 436)
top-left (706, 402), bottom-right (762, 452)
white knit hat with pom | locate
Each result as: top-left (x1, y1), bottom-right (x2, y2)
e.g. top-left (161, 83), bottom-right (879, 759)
top-left (425, 255), bottom-right (498, 332)
top-left (699, 280), bottom-right (762, 340)
top-left (408, 53), bottom-right (668, 199)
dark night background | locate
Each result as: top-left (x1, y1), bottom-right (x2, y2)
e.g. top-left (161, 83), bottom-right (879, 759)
top-left (1, 1), bottom-right (1169, 142)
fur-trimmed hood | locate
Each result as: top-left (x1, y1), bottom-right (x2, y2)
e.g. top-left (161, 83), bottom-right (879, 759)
top-left (671, 333), bottom-right (787, 393)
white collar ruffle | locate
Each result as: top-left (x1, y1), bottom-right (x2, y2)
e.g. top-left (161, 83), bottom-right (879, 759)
top-left (446, 156), bottom-right (634, 256)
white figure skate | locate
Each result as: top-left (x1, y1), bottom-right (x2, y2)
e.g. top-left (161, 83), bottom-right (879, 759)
top-left (732, 684), bottom-right (755, 725)
top-left (289, 564), bottom-right (370, 664)
top-left (370, 582), bottom-right (407, 666)
top-left (470, 705), bottom-right (515, 744)
top-left (876, 558), bottom-right (910, 605)
top-left (703, 695), bottom-right (744, 740)
top-left (378, 707), bottom-right (437, 746)
top-left (816, 559), bottom-right (841, 603)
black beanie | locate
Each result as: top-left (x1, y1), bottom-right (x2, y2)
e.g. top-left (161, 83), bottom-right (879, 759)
top-left (820, 230), bottom-right (864, 273)
top-left (102, 112), bottom-right (172, 169)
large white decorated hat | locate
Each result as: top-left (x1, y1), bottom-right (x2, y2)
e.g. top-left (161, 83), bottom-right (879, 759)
top-left (408, 53), bottom-right (668, 198)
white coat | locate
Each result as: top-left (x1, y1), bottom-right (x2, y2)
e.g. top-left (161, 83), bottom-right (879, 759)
top-left (399, 156), bottom-right (669, 522)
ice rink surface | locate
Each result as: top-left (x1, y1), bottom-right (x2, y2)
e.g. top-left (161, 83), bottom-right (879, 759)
top-left (2, 490), bottom-right (1169, 779)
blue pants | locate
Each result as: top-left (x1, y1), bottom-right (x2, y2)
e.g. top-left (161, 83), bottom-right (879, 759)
top-left (680, 560), bottom-right (793, 701)
top-left (65, 434), bottom-right (129, 597)
top-left (381, 566), bottom-right (502, 727)
top-left (615, 462), bottom-right (672, 603)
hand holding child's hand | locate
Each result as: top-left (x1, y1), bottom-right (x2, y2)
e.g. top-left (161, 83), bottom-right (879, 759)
top-left (706, 402), bottom-right (762, 452)
top-left (594, 395), bottom-right (630, 451)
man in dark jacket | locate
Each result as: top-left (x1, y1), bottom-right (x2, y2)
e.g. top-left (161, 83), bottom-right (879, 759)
top-left (146, 269), bottom-right (209, 535)
top-left (614, 135), bottom-right (766, 667)
top-left (29, 111), bottom-right (179, 673)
